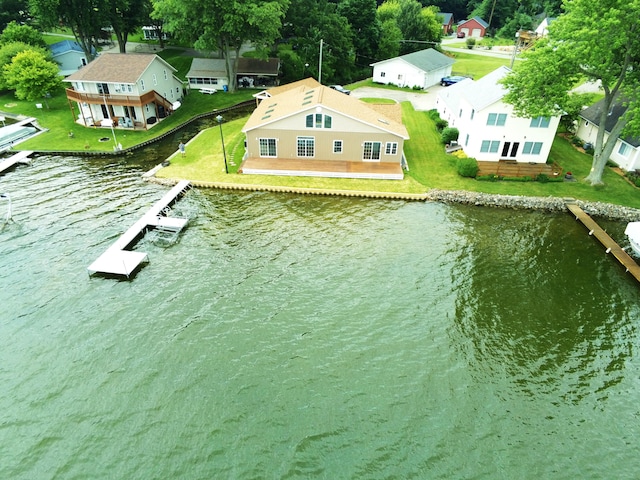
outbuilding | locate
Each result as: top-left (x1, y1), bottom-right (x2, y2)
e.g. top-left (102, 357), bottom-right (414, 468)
top-left (370, 48), bottom-right (455, 89)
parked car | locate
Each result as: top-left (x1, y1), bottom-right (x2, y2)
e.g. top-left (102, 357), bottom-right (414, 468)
top-left (330, 85), bottom-right (351, 95)
top-left (440, 75), bottom-right (469, 87)
top-left (456, 30), bottom-right (465, 38)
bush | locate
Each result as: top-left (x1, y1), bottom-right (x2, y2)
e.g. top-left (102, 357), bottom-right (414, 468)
top-left (457, 157), bottom-right (479, 178)
top-left (466, 38), bottom-right (476, 49)
top-left (412, 85), bottom-right (422, 90)
top-left (535, 173), bottom-right (550, 183)
top-left (435, 118), bottom-right (448, 131)
top-left (441, 127), bottom-right (459, 144)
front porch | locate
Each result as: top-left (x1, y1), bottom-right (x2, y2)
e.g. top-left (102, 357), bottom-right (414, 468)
top-left (65, 88), bottom-right (175, 130)
top-left (239, 157), bottom-right (404, 180)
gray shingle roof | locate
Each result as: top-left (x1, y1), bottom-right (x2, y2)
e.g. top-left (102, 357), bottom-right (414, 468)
top-left (371, 48), bottom-right (455, 72)
top-left (580, 96), bottom-right (639, 147)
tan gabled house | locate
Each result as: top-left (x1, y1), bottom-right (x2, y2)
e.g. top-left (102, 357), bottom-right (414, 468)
top-left (241, 79), bottom-right (409, 180)
top-left (64, 53), bottom-right (183, 130)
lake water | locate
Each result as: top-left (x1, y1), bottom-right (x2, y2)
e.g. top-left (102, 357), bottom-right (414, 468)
top-left (1, 151), bottom-right (639, 479)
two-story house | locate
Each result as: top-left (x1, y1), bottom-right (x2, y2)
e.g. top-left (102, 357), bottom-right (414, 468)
top-left (64, 53), bottom-right (183, 130)
top-left (436, 66), bottom-right (560, 163)
top-left (241, 78), bottom-right (409, 179)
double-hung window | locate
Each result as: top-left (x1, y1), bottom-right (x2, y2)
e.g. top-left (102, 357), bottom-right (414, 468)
top-left (486, 113), bottom-right (507, 126)
top-left (523, 141), bottom-right (543, 154)
top-left (530, 116), bottom-right (550, 128)
top-left (333, 140), bottom-right (343, 154)
top-left (480, 140), bottom-right (501, 153)
top-left (385, 142), bottom-right (398, 155)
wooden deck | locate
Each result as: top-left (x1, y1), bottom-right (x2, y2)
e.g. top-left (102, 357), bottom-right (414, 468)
top-left (477, 160), bottom-right (562, 178)
top-left (566, 202), bottom-right (640, 284)
top-left (240, 157), bottom-right (404, 180)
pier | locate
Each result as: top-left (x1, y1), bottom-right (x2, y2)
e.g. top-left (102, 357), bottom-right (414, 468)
top-left (0, 151), bottom-right (32, 175)
top-left (88, 180), bottom-right (191, 278)
top-left (566, 202), bottom-right (640, 284)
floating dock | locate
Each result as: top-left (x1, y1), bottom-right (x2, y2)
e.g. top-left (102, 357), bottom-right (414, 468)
top-left (88, 180), bottom-right (191, 278)
top-left (0, 151), bottom-right (32, 175)
top-left (566, 202), bottom-right (640, 284)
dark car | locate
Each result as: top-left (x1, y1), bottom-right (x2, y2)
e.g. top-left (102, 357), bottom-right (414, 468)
top-left (440, 75), bottom-right (469, 87)
top-left (456, 31), bottom-right (465, 38)
top-left (330, 85), bottom-right (351, 95)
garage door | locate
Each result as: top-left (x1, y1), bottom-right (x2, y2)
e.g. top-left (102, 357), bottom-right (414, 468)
top-left (461, 28), bottom-right (470, 36)
top-left (471, 28), bottom-right (482, 37)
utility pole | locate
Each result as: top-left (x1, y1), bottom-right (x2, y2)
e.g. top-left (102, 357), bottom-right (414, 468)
top-left (319, 39), bottom-right (323, 84)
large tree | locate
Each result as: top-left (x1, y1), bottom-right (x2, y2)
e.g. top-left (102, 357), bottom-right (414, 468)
top-left (106, 0), bottom-right (150, 53)
top-left (153, 0), bottom-right (289, 92)
top-left (376, 0), bottom-right (441, 57)
top-left (29, 0), bottom-right (106, 61)
top-left (3, 49), bottom-right (62, 107)
top-left (502, 0), bottom-right (640, 186)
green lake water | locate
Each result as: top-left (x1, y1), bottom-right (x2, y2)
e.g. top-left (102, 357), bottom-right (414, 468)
top-left (1, 153), bottom-right (639, 479)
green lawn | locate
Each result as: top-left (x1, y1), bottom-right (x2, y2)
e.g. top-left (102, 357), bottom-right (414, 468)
top-left (448, 51), bottom-right (517, 78)
top-left (158, 101), bottom-right (640, 209)
top-left (3, 46), bottom-right (639, 208)
top-left (7, 88), bottom-right (256, 152)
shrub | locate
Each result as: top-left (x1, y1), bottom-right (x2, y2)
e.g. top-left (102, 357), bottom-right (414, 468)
top-left (451, 149), bottom-right (468, 159)
top-left (435, 118), bottom-right (448, 131)
top-left (427, 109), bottom-right (440, 120)
top-left (457, 157), bottom-right (479, 178)
top-left (535, 173), bottom-right (550, 183)
top-left (441, 127), bottom-right (459, 144)
top-left (466, 38), bottom-right (476, 49)
top-left (412, 85), bottom-right (422, 90)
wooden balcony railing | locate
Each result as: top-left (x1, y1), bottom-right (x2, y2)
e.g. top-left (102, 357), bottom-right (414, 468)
top-left (65, 88), bottom-right (159, 107)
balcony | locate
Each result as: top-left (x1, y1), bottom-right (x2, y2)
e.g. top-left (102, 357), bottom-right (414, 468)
top-left (65, 88), bottom-right (159, 107)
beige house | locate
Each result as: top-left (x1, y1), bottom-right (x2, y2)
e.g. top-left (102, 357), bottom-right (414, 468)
top-left (241, 79), bottom-right (409, 179)
top-left (64, 53), bottom-right (183, 130)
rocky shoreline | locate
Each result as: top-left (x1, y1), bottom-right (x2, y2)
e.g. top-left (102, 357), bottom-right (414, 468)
top-left (425, 189), bottom-right (640, 222)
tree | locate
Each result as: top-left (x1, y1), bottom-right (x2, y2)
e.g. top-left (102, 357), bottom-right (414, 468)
top-left (0, 21), bottom-right (46, 48)
top-left (29, 0), bottom-right (107, 61)
top-left (153, 0), bottom-right (289, 92)
top-left (0, 41), bottom-right (49, 90)
top-left (377, 18), bottom-right (402, 60)
top-left (502, 0), bottom-right (640, 185)
top-left (3, 49), bottom-right (62, 107)
top-left (106, 0), bottom-right (150, 53)
top-left (376, 0), bottom-right (441, 57)
top-left (0, 0), bottom-right (30, 32)
top-left (338, 0), bottom-right (380, 76)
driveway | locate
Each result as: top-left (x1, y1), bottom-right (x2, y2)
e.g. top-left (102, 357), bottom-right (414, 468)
top-left (350, 85), bottom-right (446, 111)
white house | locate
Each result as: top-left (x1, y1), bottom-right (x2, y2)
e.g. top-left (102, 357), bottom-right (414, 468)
top-left (535, 17), bottom-right (556, 37)
top-left (576, 97), bottom-right (640, 172)
top-left (49, 40), bottom-right (92, 76)
top-left (436, 66), bottom-right (561, 163)
top-left (64, 53), bottom-right (183, 130)
top-left (370, 48), bottom-right (455, 89)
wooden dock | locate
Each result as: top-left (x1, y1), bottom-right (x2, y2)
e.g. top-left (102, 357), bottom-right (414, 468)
top-left (88, 180), bottom-right (191, 278)
top-left (566, 202), bottom-right (640, 283)
top-left (0, 151), bottom-right (32, 175)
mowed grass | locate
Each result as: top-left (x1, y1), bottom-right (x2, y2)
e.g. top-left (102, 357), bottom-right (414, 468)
top-left (158, 101), bottom-right (640, 208)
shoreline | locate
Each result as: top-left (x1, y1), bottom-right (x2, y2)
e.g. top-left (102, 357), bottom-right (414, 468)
top-left (146, 173), bottom-right (640, 223)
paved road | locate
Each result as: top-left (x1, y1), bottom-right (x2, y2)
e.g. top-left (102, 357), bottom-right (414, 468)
top-left (350, 85), bottom-right (445, 111)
